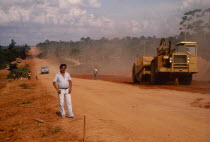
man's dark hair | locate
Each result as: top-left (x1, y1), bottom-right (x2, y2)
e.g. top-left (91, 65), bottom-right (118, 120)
top-left (60, 64), bottom-right (67, 69)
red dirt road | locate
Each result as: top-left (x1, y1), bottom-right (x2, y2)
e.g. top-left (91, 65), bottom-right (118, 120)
top-left (73, 74), bottom-right (210, 95)
top-left (0, 58), bottom-right (210, 142)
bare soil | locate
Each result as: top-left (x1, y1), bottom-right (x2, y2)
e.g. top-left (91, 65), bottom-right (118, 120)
top-left (72, 74), bottom-right (210, 95)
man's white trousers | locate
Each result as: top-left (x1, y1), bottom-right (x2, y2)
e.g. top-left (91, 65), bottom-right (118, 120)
top-left (58, 89), bottom-right (74, 117)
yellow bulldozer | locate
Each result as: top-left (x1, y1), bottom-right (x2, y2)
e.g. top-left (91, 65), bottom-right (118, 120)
top-left (132, 38), bottom-right (198, 85)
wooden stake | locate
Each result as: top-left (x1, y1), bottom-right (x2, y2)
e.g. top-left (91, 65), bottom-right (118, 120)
top-left (34, 118), bottom-right (45, 123)
top-left (83, 115), bottom-right (86, 142)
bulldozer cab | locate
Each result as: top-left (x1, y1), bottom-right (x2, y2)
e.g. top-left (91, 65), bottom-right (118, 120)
top-left (175, 42), bottom-right (197, 55)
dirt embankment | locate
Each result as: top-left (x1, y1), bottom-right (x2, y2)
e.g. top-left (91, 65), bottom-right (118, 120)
top-left (0, 59), bottom-right (83, 142)
top-left (0, 48), bottom-right (83, 141)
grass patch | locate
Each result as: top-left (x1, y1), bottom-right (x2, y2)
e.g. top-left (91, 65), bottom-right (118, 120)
top-left (20, 83), bottom-right (31, 89)
top-left (41, 126), bottom-right (62, 137)
top-left (50, 127), bottom-right (62, 134)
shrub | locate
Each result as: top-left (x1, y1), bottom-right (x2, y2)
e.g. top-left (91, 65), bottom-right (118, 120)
top-left (7, 66), bottom-right (30, 79)
top-left (50, 127), bottom-right (62, 134)
top-left (9, 63), bottom-right (17, 70)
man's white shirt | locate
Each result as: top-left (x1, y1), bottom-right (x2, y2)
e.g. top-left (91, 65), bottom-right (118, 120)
top-left (94, 68), bottom-right (97, 74)
top-left (53, 72), bottom-right (72, 89)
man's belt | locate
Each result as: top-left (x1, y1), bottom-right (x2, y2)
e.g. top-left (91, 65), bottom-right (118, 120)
top-left (59, 88), bottom-right (69, 89)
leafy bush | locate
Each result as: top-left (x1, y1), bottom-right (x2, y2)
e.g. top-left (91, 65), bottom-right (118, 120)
top-left (9, 63), bottom-right (17, 70)
top-left (0, 63), bottom-right (8, 69)
top-left (7, 66), bottom-right (30, 79)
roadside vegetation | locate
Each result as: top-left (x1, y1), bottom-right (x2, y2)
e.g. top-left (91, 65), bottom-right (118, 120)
top-left (0, 39), bottom-right (30, 69)
top-left (7, 65), bottom-right (30, 79)
top-left (0, 39), bottom-right (31, 79)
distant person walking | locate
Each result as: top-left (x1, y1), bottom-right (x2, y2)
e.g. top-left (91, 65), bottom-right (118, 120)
top-left (20, 72), bottom-right (23, 80)
top-left (53, 64), bottom-right (74, 118)
top-left (28, 71), bottom-right (31, 80)
top-left (13, 73), bottom-right (16, 80)
top-left (94, 67), bottom-right (98, 80)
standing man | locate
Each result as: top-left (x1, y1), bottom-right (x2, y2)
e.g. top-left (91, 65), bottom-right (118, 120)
top-left (53, 64), bottom-right (74, 118)
top-left (94, 67), bottom-right (98, 80)
top-left (28, 71), bottom-right (31, 80)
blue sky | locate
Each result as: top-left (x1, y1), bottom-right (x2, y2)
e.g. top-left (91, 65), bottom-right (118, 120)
top-left (0, 0), bottom-right (209, 45)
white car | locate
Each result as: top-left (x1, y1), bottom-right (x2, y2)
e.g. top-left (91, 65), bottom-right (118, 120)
top-left (41, 66), bottom-right (49, 74)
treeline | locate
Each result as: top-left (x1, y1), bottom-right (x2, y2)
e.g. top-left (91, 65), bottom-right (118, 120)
top-left (0, 39), bottom-right (30, 69)
top-left (36, 31), bottom-right (210, 64)
top-left (36, 35), bottom-right (185, 61)
top-left (37, 36), bottom-right (162, 58)
top-left (36, 36), bottom-right (185, 74)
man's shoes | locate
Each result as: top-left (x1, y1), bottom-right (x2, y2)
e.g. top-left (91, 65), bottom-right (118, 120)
top-left (61, 115), bottom-right (74, 118)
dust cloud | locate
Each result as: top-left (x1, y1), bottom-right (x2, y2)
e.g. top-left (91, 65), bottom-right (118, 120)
top-left (38, 38), bottom-right (158, 77)
top-left (187, 34), bottom-right (210, 81)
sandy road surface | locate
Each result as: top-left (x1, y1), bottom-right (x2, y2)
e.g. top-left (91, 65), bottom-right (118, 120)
top-left (1, 57), bottom-right (210, 142)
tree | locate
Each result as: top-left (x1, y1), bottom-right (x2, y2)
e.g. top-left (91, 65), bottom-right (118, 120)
top-left (179, 8), bottom-right (210, 34)
top-left (8, 39), bottom-right (16, 50)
